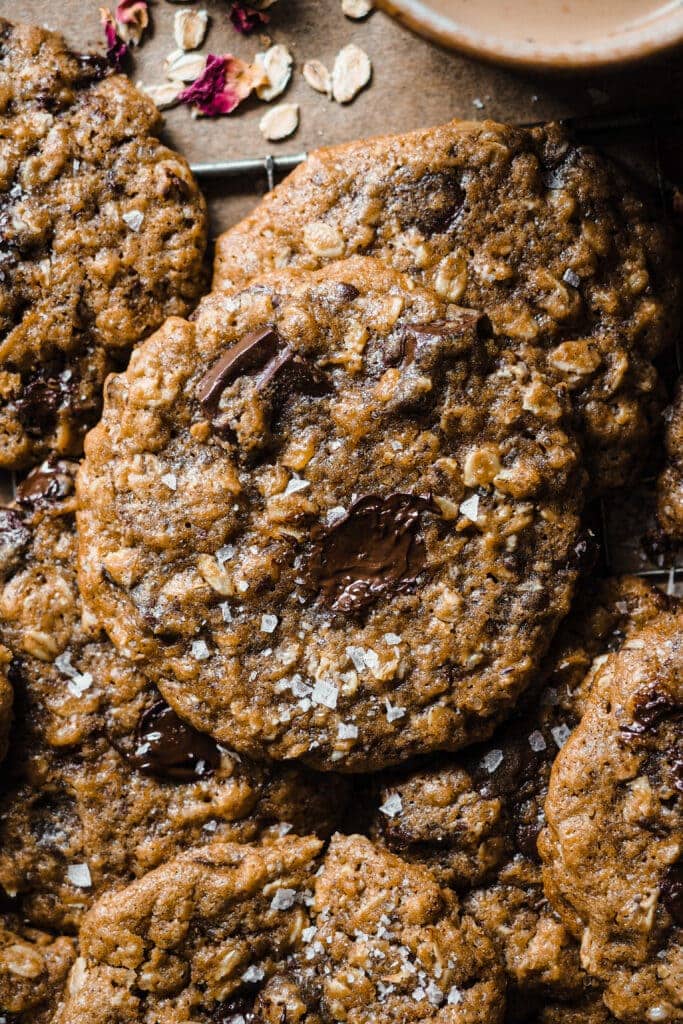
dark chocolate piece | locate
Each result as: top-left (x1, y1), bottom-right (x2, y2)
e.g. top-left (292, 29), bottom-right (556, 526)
top-left (661, 858), bottom-right (683, 925)
top-left (15, 377), bottom-right (63, 437)
top-left (0, 507), bottom-right (30, 579)
top-left (128, 699), bottom-right (221, 782)
top-left (622, 688), bottom-right (683, 737)
top-left (197, 328), bottom-right (279, 416)
top-left (308, 493), bottom-right (434, 613)
top-left (16, 459), bottom-right (77, 509)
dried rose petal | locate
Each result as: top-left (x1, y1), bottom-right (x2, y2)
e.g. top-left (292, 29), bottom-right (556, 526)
top-left (229, 2), bottom-right (269, 34)
top-left (178, 53), bottom-right (250, 116)
top-left (100, 8), bottom-right (129, 70)
top-left (115, 0), bottom-right (149, 45)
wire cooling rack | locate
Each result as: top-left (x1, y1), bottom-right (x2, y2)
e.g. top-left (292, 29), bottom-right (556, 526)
top-left (3, 109), bottom-right (681, 594)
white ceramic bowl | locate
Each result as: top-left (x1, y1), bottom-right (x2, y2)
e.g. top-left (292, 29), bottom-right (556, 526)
top-left (377, 0), bottom-right (683, 70)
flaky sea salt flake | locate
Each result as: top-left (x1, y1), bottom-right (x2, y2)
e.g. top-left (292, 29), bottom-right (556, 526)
top-left (481, 748), bottom-right (504, 774)
top-left (528, 730), bottom-right (547, 752)
top-left (459, 493), bottom-right (479, 521)
top-left (551, 723), bottom-right (572, 748)
top-left (311, 679), bottom-right (338, 709)
top-left (122, 209), bottom-right (144, 231)
top-left (270, 888), bottom-right (297, 910)
top-left (67, 863), bottom-right (92, 888)
top-left (379, 792), bottom-right (402, 818)
top-left (260, 614), bottom-right (278, 633)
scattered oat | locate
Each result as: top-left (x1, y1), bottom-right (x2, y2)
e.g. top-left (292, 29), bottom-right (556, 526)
top-left (165, 50), bottom-right (207, 82)
top-left (341, 0), bottom-right (373, 17)
top-left (138, 80), bottom-right (183, 109)
top-left (259, 102), bottom-right (299, 140)
top-left (174, 8), bottom-right (209, 50)
top-left (255, 44), bottom-right (293, 101)
top-left (302, 59), bottom-right (331, 96)
top-left (331, 44), bottom-right (371, 104)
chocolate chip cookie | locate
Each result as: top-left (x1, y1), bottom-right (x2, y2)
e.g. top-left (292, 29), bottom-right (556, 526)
top-left (0, 461), bottom-right (349, 933)
top-left (53, 834), bottom-right (504, 1024)
top-left (540, 612), bottom-right (683, 1024)
top-left (213, 120), bottom-right (679, 491)
top-left (0, 18), bottom-right (207, 468)
top-left (77, 257), bottom-right (585, 770)
top-left (0, 916), bottom-right (75, 1023)
top-left (657, 377), bottom-right (683, 540)
top-left (372, 576), bottom-right (673, 1009)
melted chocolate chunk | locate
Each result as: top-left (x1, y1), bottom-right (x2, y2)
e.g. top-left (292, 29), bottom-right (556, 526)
top-left (394, 170), bottom-right (464, 235)
top-left (127, 699), bottom-right (221, 782)
top-left (198, 327), bottom-right (329, 434)
top-left (16, 459), bottom-right (77, 509)
top-left (209, 985), bottom-right (262, 1023)
top-left (0, 507), bottom-right (30, 579)
top-left (16, 377), bottom-right (63, 437)
top-left (308, 493), bottom-right (434, 613)
top-left (198, 328), bottom-right (280, 416)
top-left (661, 858), bottom-right (683, 925)
top-left (622, 689), bottom-right (683, 737)
top-left (74, 52), bottom-right (110, 85)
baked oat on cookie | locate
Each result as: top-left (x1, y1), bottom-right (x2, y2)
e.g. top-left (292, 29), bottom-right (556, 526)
top-left (539, 612), bottom-right (683, 1024)
top-left (0, 916), bottom-right (75, 1024)
top-left (371, 576), bottom-right (674, 1012)
top-left (657, 377), bottom-right (683, 541)
top-left (0, 460), bottom-right (349, 934)
top-left (213, 119), bottom-right (679, 490)
top-left (77, 257), bottom-right (586, 770)
top-left (0, 18), bottom-right (207, 468)
top-left (52, 834), bottom-right (504, 1024)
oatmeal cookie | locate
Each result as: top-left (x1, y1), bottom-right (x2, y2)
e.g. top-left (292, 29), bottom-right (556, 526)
top-left (657, 377), bottom-right (683, 540)
top-left (539, 612), bottom-right (683, 1023)
top-left (0, 18), bottom-right (207, 468)
top-left (0, 916), bottom-right (75, 1023)
top-left (77, 257), bottom-right (585, 770)
top-left (372, 576), bottom-right (673, 1009)
top-left (53, 834), bottom-right (504, 1024)
top-left (0, 461), bottom-right (349, 933)
top-left (213, 119), bottom-right (679, 490)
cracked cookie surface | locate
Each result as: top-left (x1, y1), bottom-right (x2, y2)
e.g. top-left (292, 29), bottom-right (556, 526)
top-left (657, 377), bottom-right (683, 541)
top-left (0, 916), bottom-right (75, 1023)
top-left (371, 576), bottom-right (673, 1013)
top-left (77, 257), bottom-right (585, 770)
top-left (540, 612), bottom-right (683, 1023)
top-left (213, 119), bottom-right (679, 491)
top-left (0, 461), bottom-right (349, 934)
top-left (0, 18), bottom-right (207, 468)
top-left (53, 834), bottom-right (504, 1024)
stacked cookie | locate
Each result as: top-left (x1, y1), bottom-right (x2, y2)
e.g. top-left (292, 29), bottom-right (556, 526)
top-left (0, 19), bottom-right (681, 1024)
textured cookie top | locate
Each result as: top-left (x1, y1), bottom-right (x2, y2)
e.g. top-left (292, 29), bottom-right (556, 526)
top-left (0, 642), bottom-right (10, 762)
top-left (0, 462), bottom-right (349, 933)
top-left (54, 834), bottom-right (504, 1024)
top-left (657, 377), bottom-right (683, 540)
top-left (77, 257), bottom-right (585, 770)
top-left (540, 612), bottom-right (683, 1024)
top-left (213, 119), bottom-right (679, 491)
top-left (0, 18), bottom-right (207, 468)
top-left (0, 917), bottom-right (75, 1023)
top-left (371, 576), bottom-right (672, 1008)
